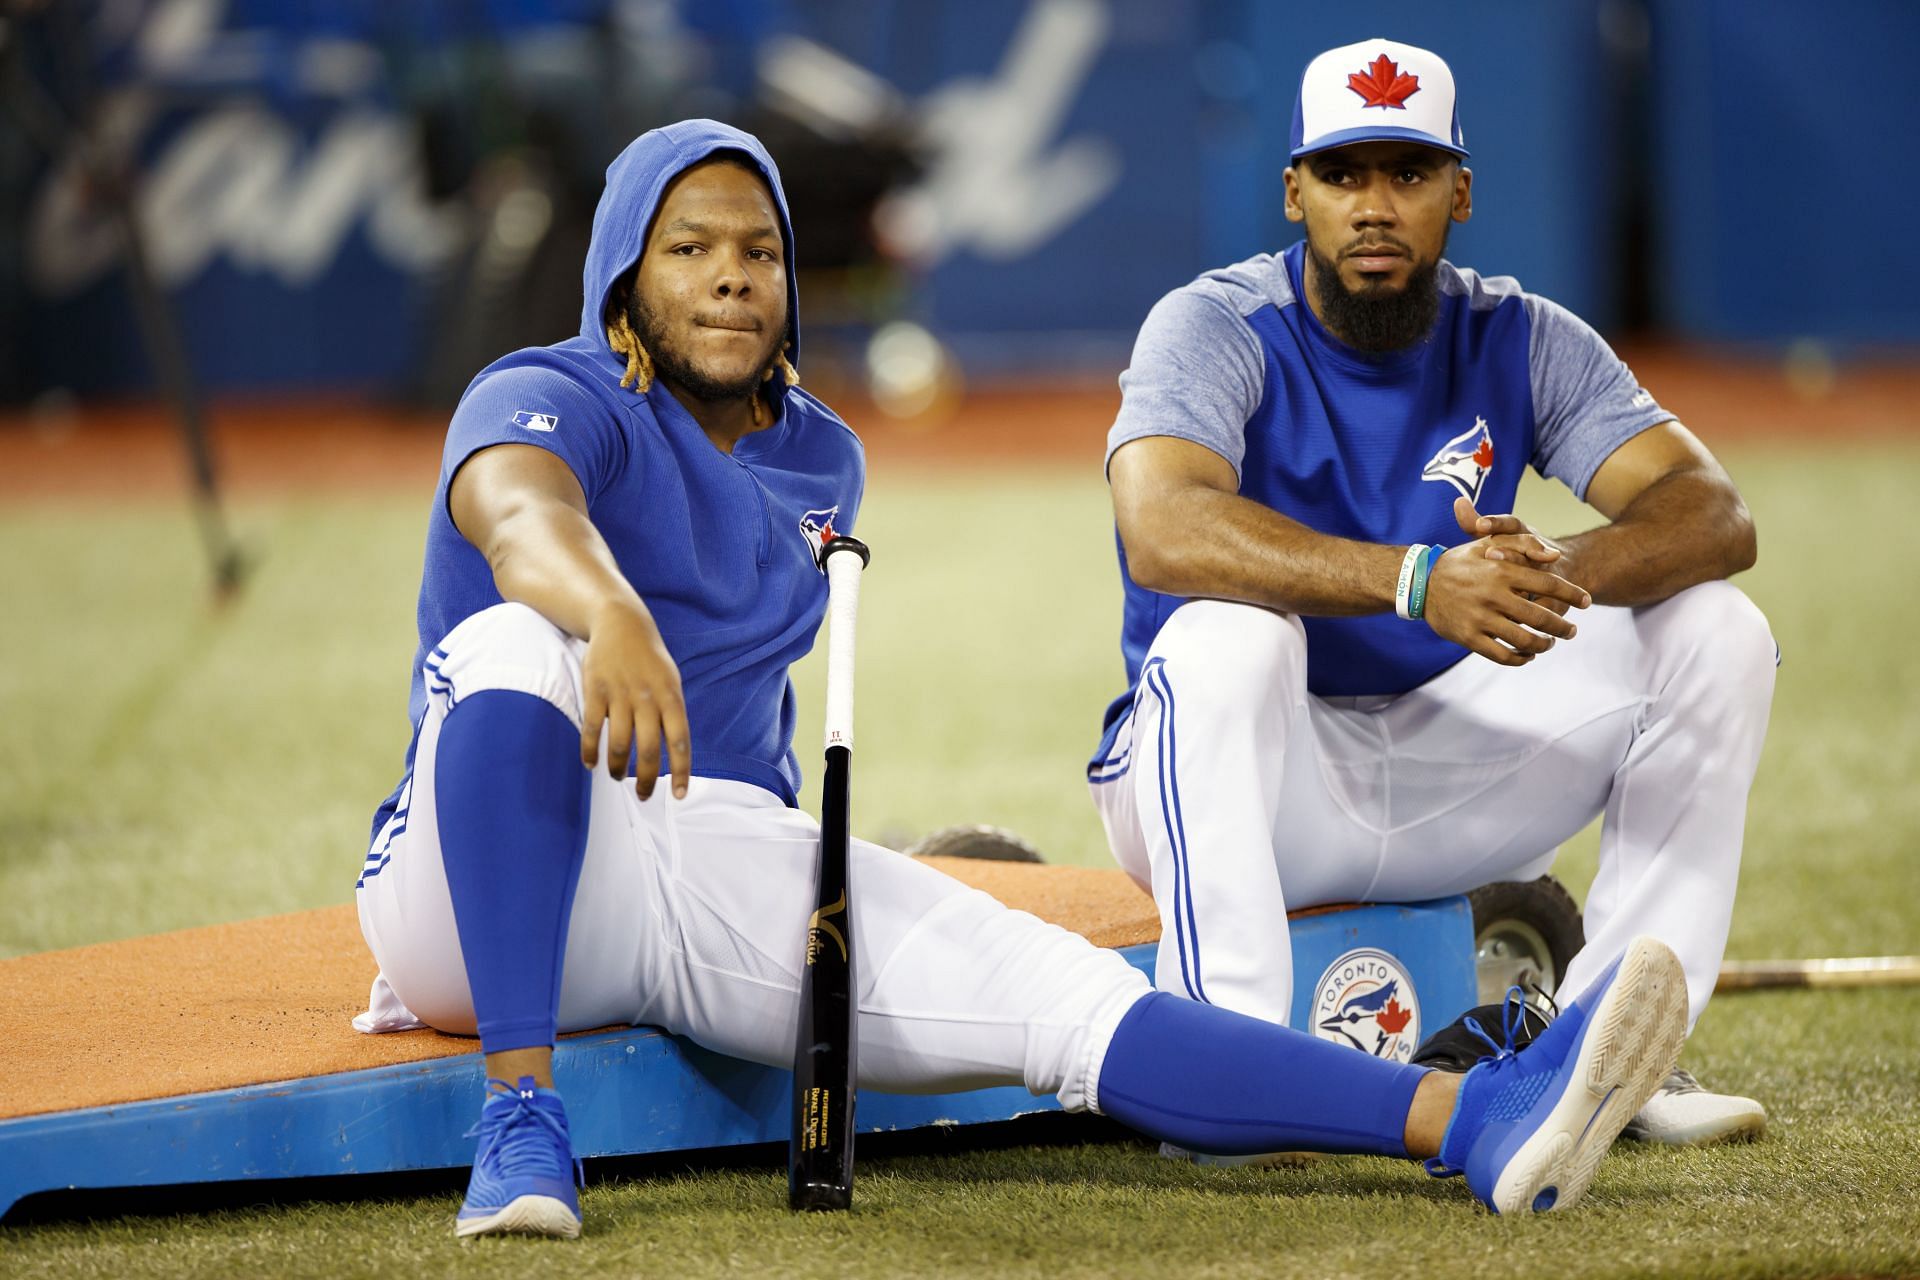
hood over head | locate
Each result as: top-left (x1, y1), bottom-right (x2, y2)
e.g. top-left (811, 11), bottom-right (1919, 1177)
top-left (579, 119), bottom-right (802, 371)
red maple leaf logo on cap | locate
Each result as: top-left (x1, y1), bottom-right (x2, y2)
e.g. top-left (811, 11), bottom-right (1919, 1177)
top-left (1376, 997), bottom-right (1412, 1035)
top-left (1348, 54), bottom-right (1420, 109)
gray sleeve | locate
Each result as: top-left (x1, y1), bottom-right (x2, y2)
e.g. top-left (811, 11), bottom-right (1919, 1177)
top-left (1526, 294), bottom-right (1673, 499)
top-left (1106, 286), bottom-right (1265, 479)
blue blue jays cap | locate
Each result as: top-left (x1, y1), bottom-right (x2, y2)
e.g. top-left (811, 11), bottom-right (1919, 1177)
top-left (1290, 38), bottom-right (1469, 162)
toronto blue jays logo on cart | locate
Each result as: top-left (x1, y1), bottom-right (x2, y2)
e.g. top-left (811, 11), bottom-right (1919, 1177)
top-left (1313, 947), bottom-right (1422, 1061)
top-left (798, 506), bottom-right (841, 571)
top-left (1421, 415), bottom-right (1495, 503)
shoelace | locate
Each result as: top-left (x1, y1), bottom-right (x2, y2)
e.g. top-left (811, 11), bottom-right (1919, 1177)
top-left (1661, 1067), bottom-right (1702, 1096)
top-left (1461, 984), bottom-right (1534, 1060)
top-left (463, 1078), bottom-right (585, 1188)
top-left (1423, 985), bottom-right (1531, 1179)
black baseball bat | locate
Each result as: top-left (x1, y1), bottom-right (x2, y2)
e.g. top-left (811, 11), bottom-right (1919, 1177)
top-left (790, 534), bottom-right (870, 1212)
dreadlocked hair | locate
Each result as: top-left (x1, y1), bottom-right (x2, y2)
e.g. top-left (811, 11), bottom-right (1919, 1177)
top-left (750, 346), bottom-right (801, 425)
top-left (605, 300), bottom-right (655, 393)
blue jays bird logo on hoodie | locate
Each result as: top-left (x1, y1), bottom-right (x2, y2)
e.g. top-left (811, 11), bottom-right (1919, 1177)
top-left (799, 506), bottom-right (841, 570)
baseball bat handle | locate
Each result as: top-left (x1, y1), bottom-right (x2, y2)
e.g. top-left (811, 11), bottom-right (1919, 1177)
top-left (821, 536), bottom-right (869, 752)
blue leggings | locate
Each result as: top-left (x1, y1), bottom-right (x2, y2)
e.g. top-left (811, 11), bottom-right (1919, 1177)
top-left (1099, 992), bottom-right (1426, 1156)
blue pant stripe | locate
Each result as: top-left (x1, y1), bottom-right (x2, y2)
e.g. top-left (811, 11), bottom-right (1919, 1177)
top-left (1089, 690), bottom-right (1146, 783)
top-left (423, 657), bottom-right (458, 703)
top-left (1148, 660), bottom-right (1208, 1004)
top-left (364, 820), bottom-right (407, 861)
top-left (1144, 661), bottom-right (1197, 1000)
top-left (358, 801), bottom-right (411, 886)
top-left (1088, 745), bottom-right (1132, 784)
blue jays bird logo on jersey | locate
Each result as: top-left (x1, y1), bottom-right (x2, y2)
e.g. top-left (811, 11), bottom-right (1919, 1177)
top-left (798, 506), bottom-right (841, 571)
top-left (1421, 416), bottom-right (1495, 503)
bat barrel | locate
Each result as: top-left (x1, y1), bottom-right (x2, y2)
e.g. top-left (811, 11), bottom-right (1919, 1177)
top-left (790, 747), bottom-right (858, 1209)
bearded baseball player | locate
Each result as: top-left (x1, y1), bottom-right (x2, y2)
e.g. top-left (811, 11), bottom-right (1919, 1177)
top-left (1088, 38), bottom-right (1777, 1159)
top-left (353, 117), bottom-right (1692, 1238)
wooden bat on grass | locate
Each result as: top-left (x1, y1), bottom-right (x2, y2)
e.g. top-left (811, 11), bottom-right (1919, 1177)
top-left (1716, 956), bottom-right (1920, 992)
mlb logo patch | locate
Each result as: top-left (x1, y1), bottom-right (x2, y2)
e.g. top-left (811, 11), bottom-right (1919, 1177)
top-left (512, 410), bottom-right (558, 433)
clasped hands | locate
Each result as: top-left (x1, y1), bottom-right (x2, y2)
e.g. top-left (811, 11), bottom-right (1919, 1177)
top-left (1422, 496), bottom-right (1591, 668)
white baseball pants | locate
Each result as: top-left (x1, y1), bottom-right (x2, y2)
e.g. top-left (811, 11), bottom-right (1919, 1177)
top-left (1089, 582), bottom-right (1776, 1030)
top-left (357, 603), bottom-right (1149, 1108)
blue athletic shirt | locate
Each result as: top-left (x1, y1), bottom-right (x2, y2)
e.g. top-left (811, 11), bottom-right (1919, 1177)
top-left (1093, 241), bottom-right (1671, 757)
top-left (371, 120), bottom-right (863, 847)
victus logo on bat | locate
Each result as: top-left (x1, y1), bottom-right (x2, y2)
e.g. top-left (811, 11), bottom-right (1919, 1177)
top-left (1313, 948), bottom-right (1422, 1062)
top-left (807, 891), bottom-right (848, 965)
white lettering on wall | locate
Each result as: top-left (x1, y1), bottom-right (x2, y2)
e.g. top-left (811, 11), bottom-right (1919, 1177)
top-left (27, 0), bottom-right (461, 299)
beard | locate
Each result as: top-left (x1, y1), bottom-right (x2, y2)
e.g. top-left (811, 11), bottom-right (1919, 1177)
top-left (1305, 234), bottom-right (1445, 355)
top-left (627, 289), bottom-right (785, 403)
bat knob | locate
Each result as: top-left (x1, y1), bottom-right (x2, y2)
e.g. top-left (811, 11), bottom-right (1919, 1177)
top-left (789, 1181), bottom-right (853, 1213)
top-left (818, 534), bottom-right (870, 572)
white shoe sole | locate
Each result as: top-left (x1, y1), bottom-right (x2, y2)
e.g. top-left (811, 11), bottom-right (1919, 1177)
top-left (1488, 936), bottom-right (1689, 1215)
top-left (455, 1194), bottom-right (583, 1239)
top-left (1624, 1104), bottom-right (1767, 1147)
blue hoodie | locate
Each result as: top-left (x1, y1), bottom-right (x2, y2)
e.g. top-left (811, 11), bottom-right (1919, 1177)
top-left (371, 120), bottom-right (864, 840)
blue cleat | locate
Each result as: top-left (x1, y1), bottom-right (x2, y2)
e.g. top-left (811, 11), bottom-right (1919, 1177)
top-left (455, 1076), bottom-right (584, 1239)
top-left (1427, 935), bottom-right (1689, 1214)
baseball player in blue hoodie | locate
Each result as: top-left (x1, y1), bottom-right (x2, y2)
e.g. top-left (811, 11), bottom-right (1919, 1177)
top-left (354, 119), bottom-right (1691, 1239)
top-left (1087, 40), bottom-right (1774, 1159)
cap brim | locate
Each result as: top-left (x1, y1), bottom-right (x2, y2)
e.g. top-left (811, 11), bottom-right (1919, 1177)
top-left (1291, 125), bottom-right (1469, 161)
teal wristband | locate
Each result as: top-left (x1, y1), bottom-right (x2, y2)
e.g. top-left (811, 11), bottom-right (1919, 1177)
top-left (1408, 544), bottom-right (1445, 620)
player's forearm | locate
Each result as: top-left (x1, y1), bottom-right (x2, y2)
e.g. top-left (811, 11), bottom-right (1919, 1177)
top-left (1122, 486), bottom-right (1405, 616)
top-left (481, 502), bottom-right (653, 641)
top-left (1557, 468), bottom-right (1756, 607)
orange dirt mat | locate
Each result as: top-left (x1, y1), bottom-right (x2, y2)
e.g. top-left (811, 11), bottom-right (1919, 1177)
top-left (0, 857), bottom-right (1157, 1123)
top-left (1, 347), bottom-right (1916, 503)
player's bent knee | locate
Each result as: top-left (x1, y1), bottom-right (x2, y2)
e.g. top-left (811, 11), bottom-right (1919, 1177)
top-left (1659, 581), bottom-right (1777, 694)
top-left (431, 603), bottom-right (587, 724)
top-left (1154, 600), bottom-right (1308, 697)
top-left (445, 602), bottom-right (572, 660)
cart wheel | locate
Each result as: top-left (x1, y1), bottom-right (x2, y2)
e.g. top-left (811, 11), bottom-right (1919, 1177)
top-left (1467, 877), bottom-right (1584, 1005)
top-left (905, 824), bottom-right (1046, 863)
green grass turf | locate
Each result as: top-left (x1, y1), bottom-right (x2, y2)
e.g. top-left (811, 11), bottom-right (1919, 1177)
top-left (3, 442), bottom-right (1918, 1277)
